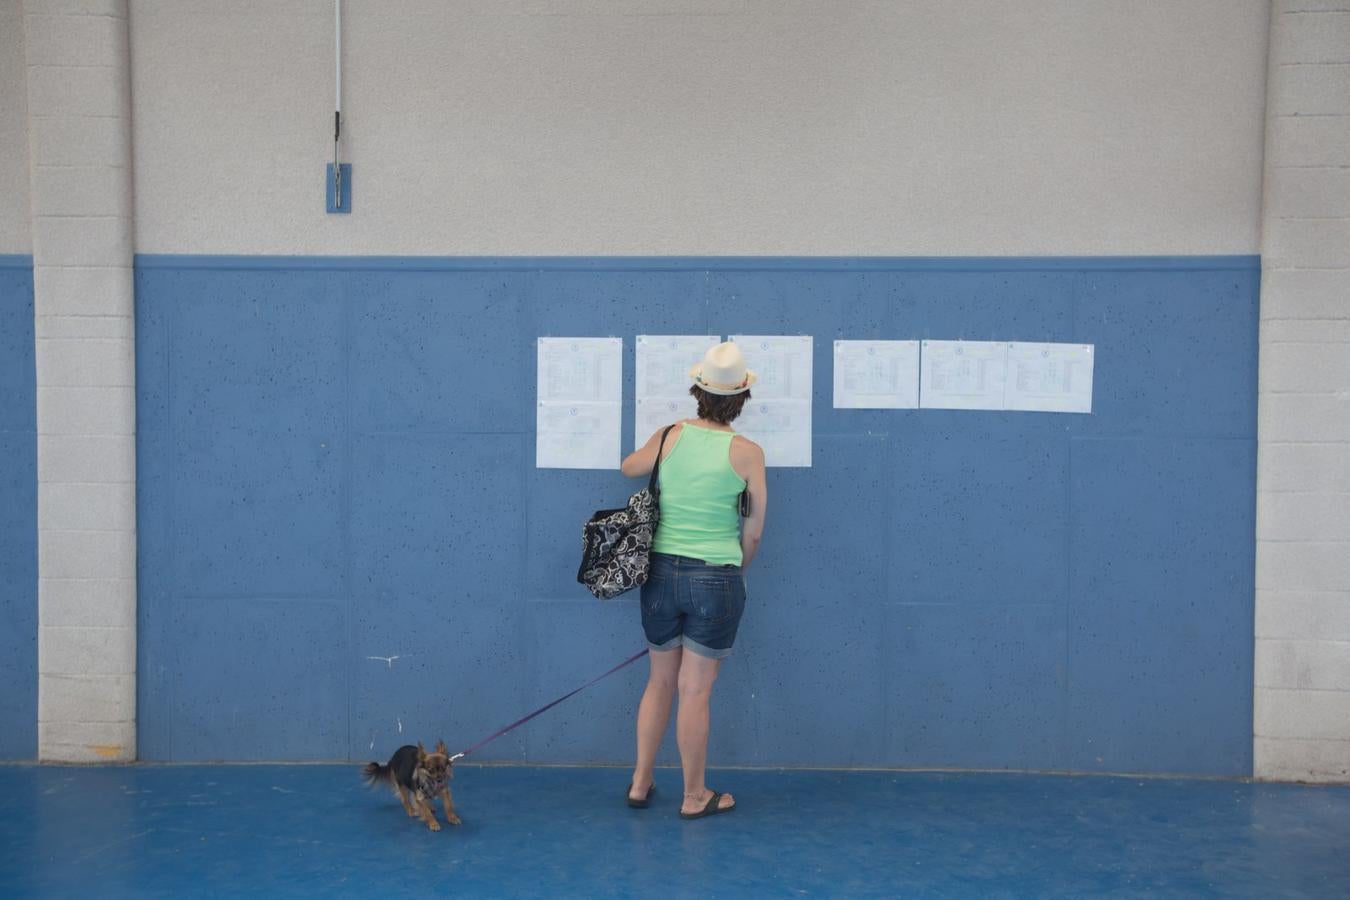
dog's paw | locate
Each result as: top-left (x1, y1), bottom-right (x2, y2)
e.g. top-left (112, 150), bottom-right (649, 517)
top-left (446, 814), bottom-right (462, 826)
top-left (427, 819), bottom-right (441, 832)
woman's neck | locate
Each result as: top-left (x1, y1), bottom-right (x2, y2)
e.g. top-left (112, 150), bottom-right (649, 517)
top-left (687, 418), bottom-right (734, 432)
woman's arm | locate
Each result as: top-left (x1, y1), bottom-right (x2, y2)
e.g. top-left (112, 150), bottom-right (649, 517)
top-left (620, 426), bottom-right (674, 478)
top-left (732, 437), bottom-right (767, 568)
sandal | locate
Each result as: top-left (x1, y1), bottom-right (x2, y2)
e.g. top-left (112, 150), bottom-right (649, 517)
top-left (679, 790), bottom-right (734, 820)
top-left (626, 783), bottom-right (655, 809)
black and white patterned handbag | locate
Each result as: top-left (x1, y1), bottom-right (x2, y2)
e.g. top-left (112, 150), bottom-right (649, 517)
top-left (577, 426), bottom-right (674, 600)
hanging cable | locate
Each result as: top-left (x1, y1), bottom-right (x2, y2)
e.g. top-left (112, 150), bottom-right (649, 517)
top-left (333, 0), bottom-right (343, 209)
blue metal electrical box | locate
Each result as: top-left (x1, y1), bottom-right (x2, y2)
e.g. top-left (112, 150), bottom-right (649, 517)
top-left (326, 163), bottom-right (351, 214)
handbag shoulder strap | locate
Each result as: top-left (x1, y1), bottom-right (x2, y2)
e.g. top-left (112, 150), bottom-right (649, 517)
top-left (647, 425), bottom-right (676, 495)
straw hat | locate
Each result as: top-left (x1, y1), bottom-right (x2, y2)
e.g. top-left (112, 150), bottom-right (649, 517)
top-left (689, 341), bottom-right (757, 395)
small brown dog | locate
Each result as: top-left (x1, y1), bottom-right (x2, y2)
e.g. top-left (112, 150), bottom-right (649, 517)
top-left (362, 740), bottom-right (460, 831)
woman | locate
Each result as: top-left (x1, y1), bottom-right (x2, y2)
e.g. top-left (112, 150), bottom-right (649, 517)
top-left (619, 342), bottom-right (768, 819)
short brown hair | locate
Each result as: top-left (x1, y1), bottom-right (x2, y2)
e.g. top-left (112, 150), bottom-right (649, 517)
top-left (690, 385), bottom-right (750, 425)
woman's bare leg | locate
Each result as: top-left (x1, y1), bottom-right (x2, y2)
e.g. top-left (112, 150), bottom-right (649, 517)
top-left (676, 651), bottom-right (735, 814)
top-left (631, 646), bottom-right (681, 801)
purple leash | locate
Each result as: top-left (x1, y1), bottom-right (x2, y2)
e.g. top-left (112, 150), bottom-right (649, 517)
top-left (449, 648), bottom-right (650, 761)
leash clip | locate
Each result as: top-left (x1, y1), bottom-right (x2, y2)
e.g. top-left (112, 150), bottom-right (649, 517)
top-left (449, 752), bottom-right (465, 763)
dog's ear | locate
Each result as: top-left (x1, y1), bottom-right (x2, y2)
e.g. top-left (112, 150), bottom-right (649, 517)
top-left (416, 741), bottom-right (426, 759)
top-left (435, 739), bottom-right (448, 756)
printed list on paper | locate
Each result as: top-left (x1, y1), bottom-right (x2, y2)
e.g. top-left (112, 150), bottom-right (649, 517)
top-left (833, 340), bottom-right (921, 409)
top-left (635, 335), bottom-right (721, 447)
top-left (730, 335), bottom-right (813, 467)
top-left (536, 337), bottom-right (623, 469)
top-left (1003, 342), bottom-right (1094, 413)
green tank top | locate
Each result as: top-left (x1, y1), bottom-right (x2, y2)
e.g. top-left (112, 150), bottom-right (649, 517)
top-left (652, 424), bottom-right (747, 566)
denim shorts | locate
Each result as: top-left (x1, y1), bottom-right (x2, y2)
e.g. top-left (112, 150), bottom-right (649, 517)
top-left (640, 552), bottom-right (747, 660)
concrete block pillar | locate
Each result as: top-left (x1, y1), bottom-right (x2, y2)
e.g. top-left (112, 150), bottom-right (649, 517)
top-left (23, 0), bottom-right (136, 762)
top-left (1254, 1), bottom-right (1350, 782)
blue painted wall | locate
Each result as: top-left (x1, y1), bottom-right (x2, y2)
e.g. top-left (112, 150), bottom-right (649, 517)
top-left (0, 256), bottom-right (37, 760)
top-left (135, 256), bottom-right (1258, 774)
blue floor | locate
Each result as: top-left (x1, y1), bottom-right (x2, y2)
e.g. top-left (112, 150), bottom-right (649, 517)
top-left (2, 765), bottom-right (1349, 898)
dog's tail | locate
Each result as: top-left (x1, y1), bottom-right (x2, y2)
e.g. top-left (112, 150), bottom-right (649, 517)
top-left (360, 761), bottom-right (389, 787)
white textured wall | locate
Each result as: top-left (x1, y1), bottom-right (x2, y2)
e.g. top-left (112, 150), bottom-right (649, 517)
top-left (129, 0), bottom-right (1269, 256)
top-left (25, 0), bottom-right (137, 763)
top-left (0, 1), bottom-right (32, 253)
top-left (1254, 0), bottom-right (1350, 784)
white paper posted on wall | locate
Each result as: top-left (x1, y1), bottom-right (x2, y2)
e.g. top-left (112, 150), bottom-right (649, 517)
top-left (919, 340), bottom-right (1009, 411)
top-left (635, 335), bottom-right (721, 446)
top-left (1003, 342), bottom-right (1094, 413)
top-left (536, 337), bottom-right (623, 469)
top-left (919, 340), bottom-right (1095, 413)
top-left (833, 340), bottom-right (921, 408)
top-left (730, 335), bottom-right (813, 467)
